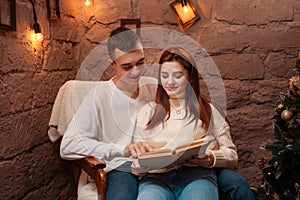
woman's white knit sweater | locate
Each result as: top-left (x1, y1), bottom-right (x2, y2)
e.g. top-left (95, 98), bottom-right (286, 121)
top-left (133, 101), bottom-right (238, 170)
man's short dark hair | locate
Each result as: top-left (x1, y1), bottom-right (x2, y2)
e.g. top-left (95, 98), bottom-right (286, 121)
top-left (107, 26), bottom-right (142, 60)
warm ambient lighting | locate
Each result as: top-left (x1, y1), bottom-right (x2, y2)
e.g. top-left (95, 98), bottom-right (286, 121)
top-left (30, 0), bottom-right (43, 42)
top-left (170, 0), bottom-right (200, 30)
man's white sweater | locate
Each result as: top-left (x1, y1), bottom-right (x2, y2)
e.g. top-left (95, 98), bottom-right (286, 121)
top-left (60, 76), bottom-right (157, 172)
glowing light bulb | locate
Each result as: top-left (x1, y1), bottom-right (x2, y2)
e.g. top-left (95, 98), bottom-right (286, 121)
top-left (30, 30), bottom-right (43, 42)
top-left (183, 5), bottom-right (189, 13)
top-left (35, 33), bottom-right (43, 42)
top-left (85, 0), bottom-right (91, 6)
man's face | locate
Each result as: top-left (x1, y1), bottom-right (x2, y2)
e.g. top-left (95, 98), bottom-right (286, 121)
top-left (112, 47), bottom-right (145, 86)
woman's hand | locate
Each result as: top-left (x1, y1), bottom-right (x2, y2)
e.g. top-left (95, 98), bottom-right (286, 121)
top-left (188, 152), bottom-right (215, 168)
top-left (124, 141), bottom-right (153, 158)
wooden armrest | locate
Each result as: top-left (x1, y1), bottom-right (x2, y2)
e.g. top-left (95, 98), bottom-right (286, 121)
top-left (73, 158), bottom-right (107, 200)
top-left (73, 157), bottom-right (106, 169)
top-left (84, 157), bottom-right (106, 169)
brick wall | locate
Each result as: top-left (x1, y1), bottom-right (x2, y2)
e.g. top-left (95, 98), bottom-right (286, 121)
top-left (0, 0), bottom-right (299, 199)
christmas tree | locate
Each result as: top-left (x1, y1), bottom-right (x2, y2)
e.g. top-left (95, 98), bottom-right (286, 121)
top-left (256, 52), bottom-right (300, 200)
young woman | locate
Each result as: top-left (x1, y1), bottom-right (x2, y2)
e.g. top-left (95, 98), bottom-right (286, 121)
top-left (132, 47), bottom-right (238, 200)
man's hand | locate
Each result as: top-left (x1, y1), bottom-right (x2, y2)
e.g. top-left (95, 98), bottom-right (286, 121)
top-left (124, 141), bottom-right (153, 158)
top-left (188, 152), bottom-right (215, 168)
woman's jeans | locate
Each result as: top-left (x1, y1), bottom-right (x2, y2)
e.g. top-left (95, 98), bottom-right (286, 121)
top-left (137, 166), bottom-right (218, 200)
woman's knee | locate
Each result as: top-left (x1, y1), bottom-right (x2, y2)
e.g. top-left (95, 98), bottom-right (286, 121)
top-left (138, 182), bottom-right (174, 200)
top-left (178, 179), bottom-right (218, 200)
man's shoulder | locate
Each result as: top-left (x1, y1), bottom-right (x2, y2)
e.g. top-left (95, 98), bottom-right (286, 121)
top-left (85, 80), bottom-right (112, 99)
top-left (94, 79), bottom-right (112, 90)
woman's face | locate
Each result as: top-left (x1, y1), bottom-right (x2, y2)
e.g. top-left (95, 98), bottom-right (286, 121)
top-left (160, 61), bottom-right (189, 99)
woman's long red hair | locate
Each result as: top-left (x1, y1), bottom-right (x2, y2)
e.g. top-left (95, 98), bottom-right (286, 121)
top-left (146, 47), bottom-right (212, 131)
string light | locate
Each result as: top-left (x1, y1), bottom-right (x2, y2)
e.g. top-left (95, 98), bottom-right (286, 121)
top-left (30, 22), bottom-right (43, 42)
top-left (30, 0), bottom-right (43, 42)
top-left (84, 0), bottom-right (92, 6)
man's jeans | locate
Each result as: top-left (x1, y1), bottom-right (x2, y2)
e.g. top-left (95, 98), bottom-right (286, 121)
top-left (106, 170), bottom-right (139, 200)
top-left (217, 168), bottom-right (256, 200)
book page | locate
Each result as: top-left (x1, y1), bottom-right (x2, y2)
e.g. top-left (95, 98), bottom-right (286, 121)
top-left (174, 142), bottom-right (209, 164)
top-left (138, 136), bottom-right (211, 170)
top-left (174, 139), bottom-right (207, 152)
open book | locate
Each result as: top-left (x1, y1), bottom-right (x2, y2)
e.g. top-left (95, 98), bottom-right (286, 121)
top-left (137, 136), bottom-right (211, 170)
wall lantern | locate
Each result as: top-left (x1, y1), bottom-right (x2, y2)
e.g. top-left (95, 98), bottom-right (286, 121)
top-left (170, 0), bottom-right (200, 30)
top-left (29, 0), bottom-right (43, 42)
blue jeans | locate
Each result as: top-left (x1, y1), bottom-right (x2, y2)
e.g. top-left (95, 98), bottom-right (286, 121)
top-left (137, 166), bottom-right (218, 200)
top-left (106, 170), bottom-right (139, 200)
top-left (106, 165), bottom-right (255, 200)
top-left (217, 168), bottom-right (255, 200)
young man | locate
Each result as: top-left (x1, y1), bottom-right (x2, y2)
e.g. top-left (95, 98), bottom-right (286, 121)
top-left (60, 26), bottom-right (156, 199)
top-left (60, 26), bottom-right (255, 200)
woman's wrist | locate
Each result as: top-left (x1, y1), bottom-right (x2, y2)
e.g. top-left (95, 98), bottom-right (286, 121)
top-left (208, 151), bottom-right (216, 168)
